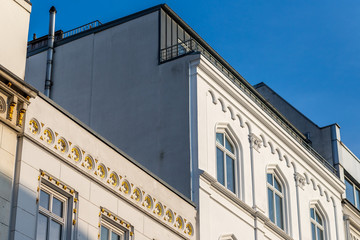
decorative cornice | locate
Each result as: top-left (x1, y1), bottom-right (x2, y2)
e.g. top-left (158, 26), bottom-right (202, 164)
top-left (27, 118), bottom-right (194, 239)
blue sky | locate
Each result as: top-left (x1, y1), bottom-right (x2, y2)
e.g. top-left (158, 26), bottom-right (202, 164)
top-left (28, 1), bottom-right (360, 157)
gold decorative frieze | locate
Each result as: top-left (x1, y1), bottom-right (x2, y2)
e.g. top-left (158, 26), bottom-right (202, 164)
top-left (27, 118), bottom-right (195, 239)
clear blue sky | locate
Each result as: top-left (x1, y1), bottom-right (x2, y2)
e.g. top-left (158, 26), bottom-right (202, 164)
top-left (28, 0), bottom-right (360, 157)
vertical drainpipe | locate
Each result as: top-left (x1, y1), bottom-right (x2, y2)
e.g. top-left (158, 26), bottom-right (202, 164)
top-left (44, 6), bottom-right (57, 98)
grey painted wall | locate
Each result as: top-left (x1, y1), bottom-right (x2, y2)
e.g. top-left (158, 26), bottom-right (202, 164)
top-left (254, 83), bottom-right (335, 165)
top-left (25, 11), bottom-right (193, 197)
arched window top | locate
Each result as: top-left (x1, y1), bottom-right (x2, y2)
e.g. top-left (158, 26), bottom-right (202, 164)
top-left (310, 206), bottom-right (325, 240)
top-left (216, 131), bottom-right (236, 193)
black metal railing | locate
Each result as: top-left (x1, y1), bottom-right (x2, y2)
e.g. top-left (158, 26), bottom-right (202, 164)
top-left (62, 20), bottom-right (102, 39)
top-left (160, 40), bottom-right (337, 175)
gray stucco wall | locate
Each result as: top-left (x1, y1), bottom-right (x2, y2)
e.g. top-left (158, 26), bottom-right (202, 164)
top-left (255, 83), bottom-right (335, 165)
top-left (25, 11), bottom-right (192, 197)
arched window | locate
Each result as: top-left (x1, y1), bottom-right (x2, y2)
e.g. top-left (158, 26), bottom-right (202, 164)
top-left (267, 172), bottom-right (284, 229)
top-left (216, 132), bottom-right (236, 193)
top-left (310, 207), bottom-right (324, 240)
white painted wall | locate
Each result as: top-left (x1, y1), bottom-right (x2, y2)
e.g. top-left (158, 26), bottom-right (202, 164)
top-left (192, 55), bottom-right (345, 240)
top-left (0, 0), bottom-right (31, 79)
top-left (11, 95), bottom-right (196, 240)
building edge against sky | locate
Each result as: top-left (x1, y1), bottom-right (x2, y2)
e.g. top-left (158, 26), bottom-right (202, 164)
top-left (0, 1), bottom-right (196, 240)
top-left (1, 1), bottom-right (360, 240)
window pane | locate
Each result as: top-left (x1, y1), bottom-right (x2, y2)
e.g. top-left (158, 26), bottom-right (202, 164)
top-left (225, 137), bottom-right (234, 154)
top-left (345, 178), bottom-right (355, 205)
top-left (52, 197), bottom-right (63, 218)
top-left (315, 211), bottom-right (322, 225)
top-left (317, 227), bottom-right (324, 240)
top-left (267, 173), bottom-right (273, 185)
top-left (275, 194), bottom-right (283, 229)
top-left (111, 232), bottom-right (121, 240)
top-left (311, 223), bottom-right (316, 240)
top-left (36, 213), bottom-right (48, 240)
top-left (310, 208), bottom-right (315, 220)
top-left (274, 177), bottom-right (282, 192)
top-left (226, 155), bottom-right (235, 193)
top-left (216, 148), bottom-right (224, 185)
top-left (356, 188), bottom-right (360, 209)
top-left (216, 133), bottom-right (224, 145)
top-left (50, 220), bottom-right (62, 240)
top-left (101, 226), bottom-right (109, 240)
top-left (268, 188), bottom-right (274, 223)
top-left (40, 190), bottom-right (50, 210)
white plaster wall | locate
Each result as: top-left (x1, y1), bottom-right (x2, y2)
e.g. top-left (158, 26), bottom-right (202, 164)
top-left (192, 56), bottom-right (345, 240)
top-left (0, 123), bottom-right (17, 240)
top-left (0, 0), bottom-right (31, 79)
top-left (12, 96), bottom-right (196, 240)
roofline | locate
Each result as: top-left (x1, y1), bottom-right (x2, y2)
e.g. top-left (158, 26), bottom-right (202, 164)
top-left (160, 5), bottom-right (306, 140)
top-left (27, 4), bottom-right (165, 57)
top-left (37, 92), bottom-right (195, 207)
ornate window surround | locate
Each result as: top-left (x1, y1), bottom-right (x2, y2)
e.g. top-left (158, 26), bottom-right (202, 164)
top-left (309, 200), bottom-right (329, 240)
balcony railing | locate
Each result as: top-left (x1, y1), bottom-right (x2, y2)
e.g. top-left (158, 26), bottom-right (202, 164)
top-left (28, 20), bottom-right (102, 52)
top-left (62, 20), bottom-right (102, 39)
top-left (160, 39), bottom-right (337, 175)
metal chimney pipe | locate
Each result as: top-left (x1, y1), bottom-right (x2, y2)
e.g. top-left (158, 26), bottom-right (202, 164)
top-left (44, 6), bottom-right (57, 98)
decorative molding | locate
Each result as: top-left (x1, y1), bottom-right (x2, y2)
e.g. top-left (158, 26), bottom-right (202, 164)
top-left (99, 207), bottom-right (135, 239)
top-left (38, 170), bottom-right (79, 225)
top-left (27, 118), bottom-right (194, 239)
top-left (248, 133), bottom-right (262, 152)
top-left (0, 96), bottom-right (6, 113)
top-left (294, 172), bottom-right (306, 190)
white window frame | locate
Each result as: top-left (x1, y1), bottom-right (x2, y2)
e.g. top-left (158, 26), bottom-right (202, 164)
top-left (345, 177), bottom-right (360, 209)
top-left (100, 214), bottom-right (131, 240)
top-left (267, 171), bottom-right (285, 230)
top-left (216, 130), bottom-right (237, 193)
top-left (310, 207), bottom-right (325, 240)
top-left (36, 183), bottom-right (72, 240)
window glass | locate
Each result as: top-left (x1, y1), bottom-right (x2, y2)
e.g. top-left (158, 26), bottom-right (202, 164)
top-left (216, 133), bottom-right (224, 145)
top-left (52, 197), bottom-right (63, 217)
top-left (267, 173), bottom-right (273, 185)
top-left (356, 188), bottom-right (360, 209)
top-left (310, 208), bottom-right (315, 219)
top-left (345, 178), bottom-right (355, 205)
top-left (111, 232), bottom-right (121, 240)
top-left (317, 228), bottom-right (324, 240)
top-left (216, 147), bottom-right (224, 185)
top-left (274, 177), bottom-right (282, 192)
top-left (40, 190), bottom-right (50, 210)
top-left (268, 188), bottom-right (274, 223)
top-left (101, 226), bottom-right (109, 240)
top-left (50, 220), bottom-right (62, 240)
top-left (216, 131), bottom-right (236, 193)
top-left (36, 213), bottom-right (48, 240)
top-left (225, 137), bottom-right (234, 153)
top-left (315, 211), bottom-right (322, 225)
top-left (311, 223), bottom-right (316, 240)
top-left (226, 155), bottom-right (235, 192)
top-left (275, 194), bottom-right (283, 229)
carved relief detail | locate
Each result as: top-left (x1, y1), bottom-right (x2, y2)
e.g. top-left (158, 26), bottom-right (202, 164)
top-left (295, 172), bottom-right (306, 190)
top-left (249, 133), bottom-right (262, 152)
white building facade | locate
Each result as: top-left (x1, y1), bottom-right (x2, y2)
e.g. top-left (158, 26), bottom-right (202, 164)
top-left (23, 3), bottom-right (359, 240)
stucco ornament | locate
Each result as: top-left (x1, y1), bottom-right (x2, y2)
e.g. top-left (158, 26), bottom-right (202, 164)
top-left (248, 133), bottom-right (262, 152)
top-left (0, 96), bottom-right (5, 113)
top-left (294, 172), bottom-right (306, 190)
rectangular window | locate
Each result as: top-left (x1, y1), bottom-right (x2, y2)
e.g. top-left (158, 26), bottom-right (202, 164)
top-left (100, 208), bottom-right (133, 240)
top-left (37, 171), bottom-right (78, 240)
